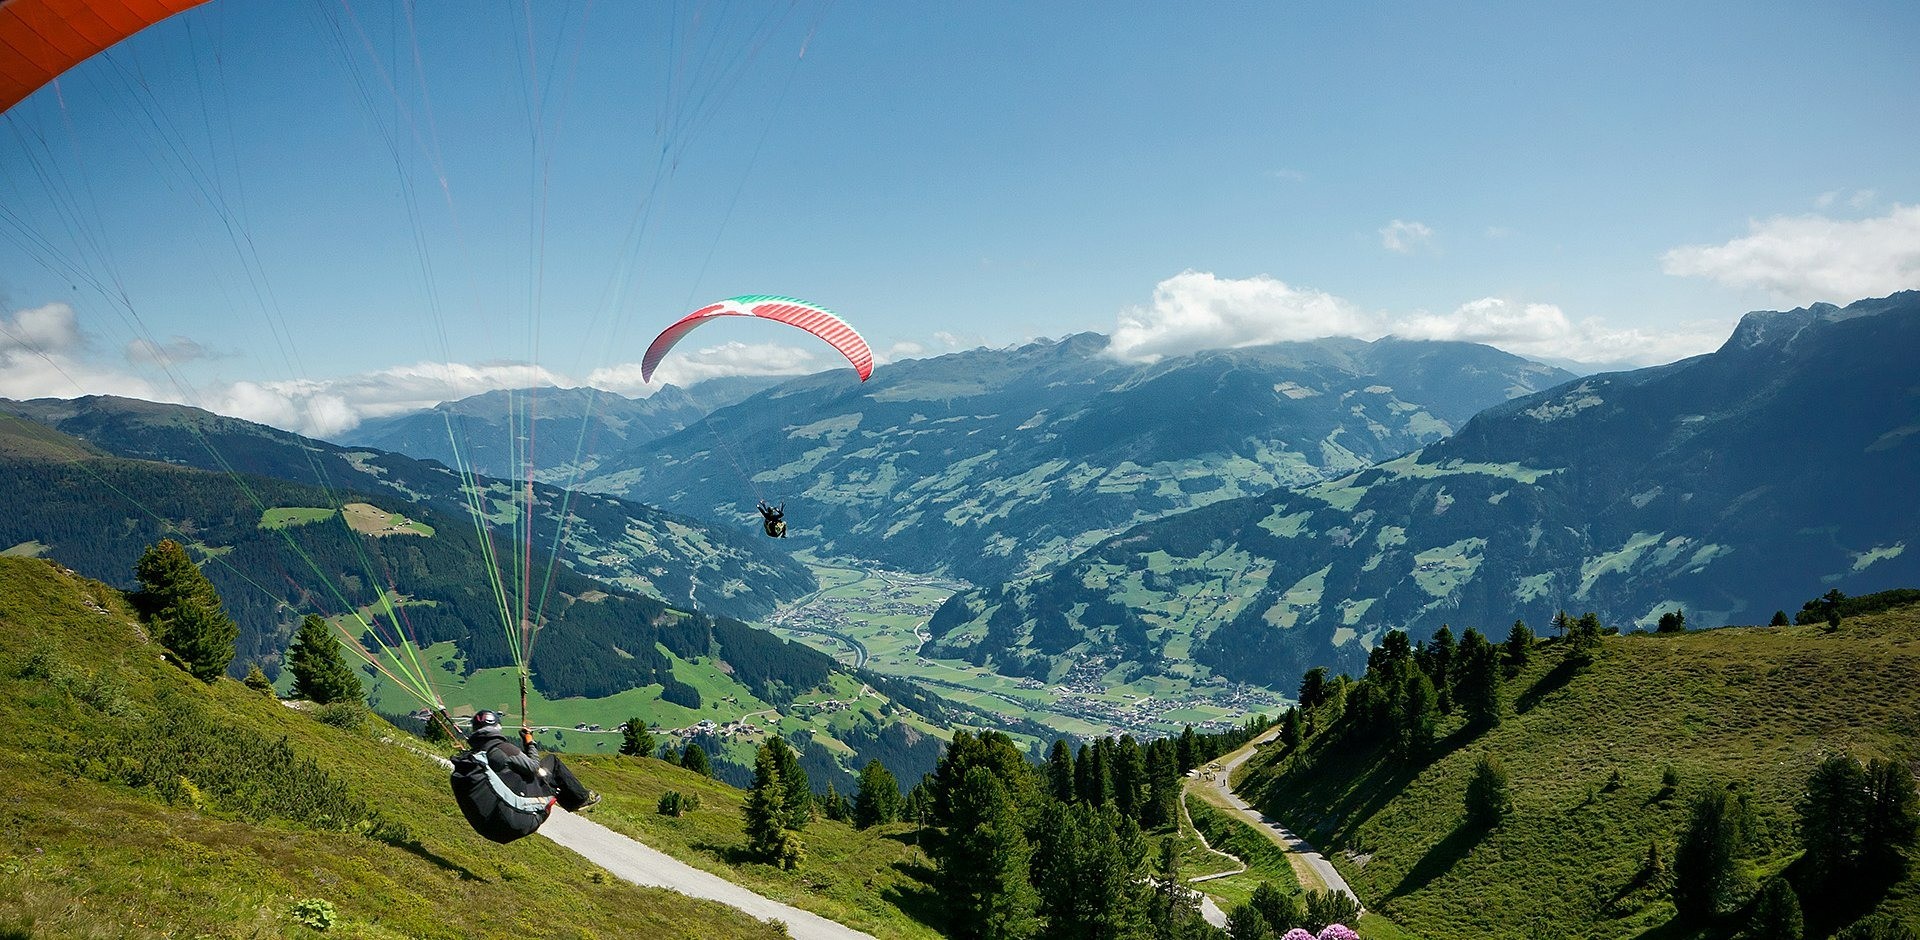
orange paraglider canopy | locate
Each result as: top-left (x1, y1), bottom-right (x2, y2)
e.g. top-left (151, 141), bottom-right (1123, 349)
top-left (0, 0), bottom-right (209, 113)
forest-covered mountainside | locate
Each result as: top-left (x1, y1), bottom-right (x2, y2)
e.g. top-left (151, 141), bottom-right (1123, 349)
top-left (931, 293), bottom-right (1920, 686)
top-left (0, 395), bottom-right (814, 620)
top-left (578, 333), bottom-right (1570, 585)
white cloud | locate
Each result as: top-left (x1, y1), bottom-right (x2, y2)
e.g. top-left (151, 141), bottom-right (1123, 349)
top-left (126, 336), bottom-right (215, 368)
top-left (0, 302), bottom-right (85, 354)
top-left (1106, 274), bottom-right (1723, 368)
top-left (588, 341), bottom-right (822, 393)
top-left (1107, 270), bottom-right (1382, 362)
top-left (206, 361), bottom-right (569, 438)
top-left (1661, 204), bottom-right (1920, 303)
top-left (0, 303), bottom-right (164, 403)
top-left (1380, 219), bottom-right (1434, 254)
top-left (879, 340), bottom-right (927, 363)
top-left (1389, 298), bottom-right (1725, 367)
top-left (1270, 168), bottom-right (1308, 182)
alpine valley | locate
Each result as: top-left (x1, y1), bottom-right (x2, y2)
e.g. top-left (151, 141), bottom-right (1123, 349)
top-left (928, 293), bottom-right (1920, 687)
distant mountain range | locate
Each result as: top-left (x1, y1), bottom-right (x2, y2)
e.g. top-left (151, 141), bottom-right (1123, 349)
top-left (566, 333), bottom-right (1572, 584)
top-left (926, 293), bottom-right (1920, 687)
top-left (339, 377), bottom-right (783, 483)
top-left (0, 396), bottom-right (814, 622)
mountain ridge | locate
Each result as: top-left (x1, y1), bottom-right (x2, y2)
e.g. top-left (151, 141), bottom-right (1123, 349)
top-left (932, 293), bottom-right (1920, 687)
top-left (573, 333), bottom-right (1573, 585)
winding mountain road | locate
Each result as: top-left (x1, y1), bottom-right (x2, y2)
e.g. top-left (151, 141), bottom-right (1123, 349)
top-left (1187, 728), bottom-right (1363, 911)
top-left (539, 809), bottom-right (878, 940)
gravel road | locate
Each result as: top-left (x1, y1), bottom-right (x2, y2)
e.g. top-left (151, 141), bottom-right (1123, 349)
top-left (539, 809), bottom-right (879, 940)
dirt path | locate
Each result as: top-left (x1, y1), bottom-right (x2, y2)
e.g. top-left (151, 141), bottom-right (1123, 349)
top-left (539, 809), bottom-right (878, 940)
top-left (1186, 728), bottom-right (1363, 911)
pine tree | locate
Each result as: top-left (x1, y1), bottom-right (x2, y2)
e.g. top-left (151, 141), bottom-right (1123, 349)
top-left (1863, 756), bottom-right (1919, 879)
top-left (619, 717), bottom-right (655, 757)
top-left (1149, 838), bottom-right (1204, 939)
top-left (1801, 755), bottom-right (1868, 893)
top-left (1770, 610), bottom-right (1791, 627)
top-left (1142, 739), bottom-right (1181, 830)
top-left (1075, 741), bottom-right (1106, 806)
top-left (287, 614), bottom-right (362, 705)
top-left (1568, 612), bottom-right (1604, 666)
top-left (1298, 666), bottom-right (1330, 710)
top-left (745, 744), bottom-right (803, 869)
top-left (1746, 879), bottom-right (1803, 940)
top-left (934, 765), bottom-right (1037, 940)
top-left (1303, 890), bottom-right (1361, 932)
top-left (1393, 664), bottom-right (1438, 756)
top-left (905, 775), bottom-right (934, 825)
top-left (1225, 903), bottom-right (1275, 940)
top-left (1176, 725), bottom-right (1198, 773)
top-left (1455, 629), bottom-right (1502, 728)
top-left (854, 758), bottom-right (903, 829)
top-left (766, 736), bottom-right (813, 828)
top-left (1249, 881), bottom-right (1304, 933)
top-left (1280, 707), bottom-right (1304, 751)
top-left (818, 781), bottom-right (848, 822)
top-left (243, 662), bottom-right (275, 696)
top-left (1028, 801), bottom-right (1083, 938)
top-left (1673, 787), bottom-right (1744, 921)
top-left (1111, 735), bottom-right (1145, 821)
top-left (1465, 753), bottom-right (1512, 826)
top-left (1030, 802), bottom-right (1148, 939)
top-left (1045, 740), bottom-right (1076, 804)
top-left (680, 742), bottom-right (712, 777)
top-left (135, 539), bottom-right (238, 682)
top-left (1657, 609), bottom-right (1688, 633)
top-left (1503, 620), bottom-right (1533, 676)
top-left (1423, 625), bottom-right (1458, 713)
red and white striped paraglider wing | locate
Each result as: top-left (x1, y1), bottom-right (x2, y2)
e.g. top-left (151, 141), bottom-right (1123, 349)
top-left (639, 295), bottom-right (873, 384)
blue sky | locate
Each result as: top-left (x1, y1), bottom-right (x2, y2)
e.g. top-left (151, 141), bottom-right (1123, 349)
top-left (1, 0), bottom-right (1916, 434)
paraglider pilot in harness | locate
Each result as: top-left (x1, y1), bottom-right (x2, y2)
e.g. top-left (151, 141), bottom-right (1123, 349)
top-left (467, 710), bottom-right (599, 813)
top-left (758, 500), bottom-right (786, 538)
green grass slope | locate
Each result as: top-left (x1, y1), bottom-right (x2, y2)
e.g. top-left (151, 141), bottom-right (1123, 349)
top-left (1238, 610), bottom-right (1920, 939)
top-left (0, 556), bottom-right (789, 939)
top-left (564, 755), bottom-right (945, 939)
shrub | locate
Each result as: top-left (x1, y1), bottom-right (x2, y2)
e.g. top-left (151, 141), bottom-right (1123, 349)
top-left (315, 702), bottom-right (366, 732)
top-left (290, 898), bottom-right (336, 931)
top-left (243, 663), bottom-right (275, 696)
top-left (658, 790), bottom-right (702, 817)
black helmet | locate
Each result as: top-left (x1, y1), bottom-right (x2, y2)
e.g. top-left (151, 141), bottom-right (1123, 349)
top-left (470, 710), bottom-right (502, 732)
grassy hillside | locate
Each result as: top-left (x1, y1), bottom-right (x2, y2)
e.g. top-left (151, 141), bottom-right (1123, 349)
top-left (0, 556), bottom-right (791, 939)
top-left (564, 755), bottom-right (946, 939)
top-left (1237, 608), bottom-right (1920, 939)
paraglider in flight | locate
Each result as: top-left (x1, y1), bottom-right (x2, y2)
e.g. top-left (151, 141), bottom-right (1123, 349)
top-left (449, 710), bottom-right (599, 844)
top-left (640, 295), bottom-right (873, 384)
top-left (0, 0), bottom-right (211, 114)
top-left (757, 499), bottom-right (786, 539)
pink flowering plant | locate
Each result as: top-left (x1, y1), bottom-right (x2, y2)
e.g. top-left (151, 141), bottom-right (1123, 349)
top-left (1280, 931), bottom-right (1315, 940)
top-left (1316, 926), bottom-right (1360, 940)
